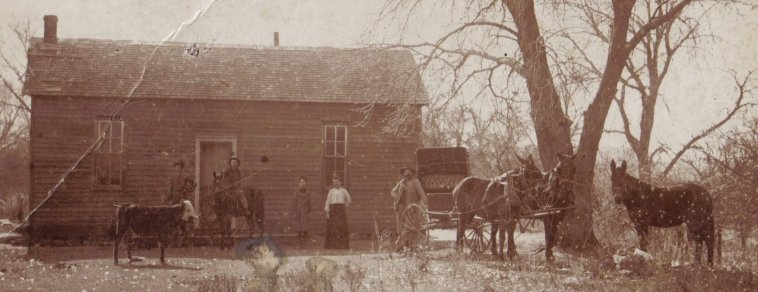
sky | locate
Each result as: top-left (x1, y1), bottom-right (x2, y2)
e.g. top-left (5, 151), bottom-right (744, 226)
top-left (1, 0), bottom-right (757, 160)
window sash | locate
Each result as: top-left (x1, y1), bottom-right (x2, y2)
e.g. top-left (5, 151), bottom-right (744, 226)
top-left (95, 153), bottom-right (122, 185)
top-left (97, 120), bottom-right (124, 154)
top-left (94, 118), bottom-right (124, 187)
top-left (324, 125), bottom-right (347, 157)
top-left (323, 125), bottom-right (348, 188)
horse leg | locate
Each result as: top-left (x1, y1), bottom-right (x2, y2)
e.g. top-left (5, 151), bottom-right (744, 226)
top-left (257, 211), bottom-right (265, 237)
top-left (113, 228), bottom-right (128, 265)
top-left (455, 215), bottom-right (467, 252)
top-left (634, 223), bottom-right (649, 252)
top-left (226, 218), bottom-right (234, 248)
top-left (706, 218), bottom-right (715, 265)
top-left (219, 217), bottom-right (229, 250)
top-left (498, 222), bottom-right (506, 261)
top-left (126, 234), bottom-right (134, 262)
top-left (506, 218), bottom-right (517, 260)
top-left (245, 213), bottom-right (254, 238)
top-left (490, 221), bottom-right (499, 256)
top-left (542, 216), bottom-right (555, 262)
top-left (694, 239), bottom-right (703, 266)
top-left (158, 238), bottom-right (166, 265)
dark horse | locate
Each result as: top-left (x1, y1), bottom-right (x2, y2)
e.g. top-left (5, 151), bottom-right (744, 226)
top-left (538, 152), bottom-right (577, 261)
top-left (210, 172), bottom-right (265, 248)
top-left (453, 154), bottom-right (547, 260)
top-left (492, 152), bottom-right (576, 261)
top-left (610, 160), bottom-right (715, 265)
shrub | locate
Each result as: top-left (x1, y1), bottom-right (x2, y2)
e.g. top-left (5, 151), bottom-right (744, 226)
top-left (196, 275), bottom-right (238, 292)
top-left (342, 261), bottom-right (367, 292)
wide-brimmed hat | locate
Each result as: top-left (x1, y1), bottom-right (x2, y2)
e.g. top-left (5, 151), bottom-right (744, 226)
top-left (173, 160), bottom-right (185, 168)
top-left (399, 166), bottom-right (416, 175)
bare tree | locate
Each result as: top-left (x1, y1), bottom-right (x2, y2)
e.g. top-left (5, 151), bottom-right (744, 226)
top-left (565, 0), bottom-right (719, 180)
top-left (0, 21), bottom-right (33, 219)
top-left (378, 0), bottom-right (706, 249)
top-left (423, 101), bottom-right (530, 176)
top-left (698, 115), bottom-right (758, 253)
top-left (659, 71), bottom-right (756, 177)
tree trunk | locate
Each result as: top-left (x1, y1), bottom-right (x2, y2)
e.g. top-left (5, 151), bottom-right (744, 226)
top-left (503, 0), bottom-right (573, 170)
top-left (504, 0), bottom-right (609, 250)
top-left (558, 0), bottom-right (637, 250)
top-left (504, 0), bottom-right (678, 250)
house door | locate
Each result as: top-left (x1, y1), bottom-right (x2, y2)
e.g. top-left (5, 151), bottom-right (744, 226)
top-left (197, 140), bottom-right (235, 227)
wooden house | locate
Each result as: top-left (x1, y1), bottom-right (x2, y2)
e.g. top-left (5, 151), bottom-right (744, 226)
top-left (23, 16), bottom-right (427, 241)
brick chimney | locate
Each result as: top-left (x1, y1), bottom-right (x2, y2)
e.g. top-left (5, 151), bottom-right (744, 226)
top-left (43, 15), bottom-right (58, 43)
top-left (274, 32), bottom-right (279, 46)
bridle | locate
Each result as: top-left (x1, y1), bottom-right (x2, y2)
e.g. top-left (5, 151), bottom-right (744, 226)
top-left (545, 166), bottom-right (575, 206)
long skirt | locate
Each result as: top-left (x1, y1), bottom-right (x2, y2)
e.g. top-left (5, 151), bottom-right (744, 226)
top-left (325, 204), bottom-right (349, 249)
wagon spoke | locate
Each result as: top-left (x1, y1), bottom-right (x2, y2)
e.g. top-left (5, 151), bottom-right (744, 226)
top-left (464, 221), bottom-right (491, 254)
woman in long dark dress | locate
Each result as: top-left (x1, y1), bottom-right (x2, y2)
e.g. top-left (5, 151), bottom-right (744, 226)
top-left (324, 176), bottom-right (351, 249)
top-left (293, 176), bottom-right (312, 245)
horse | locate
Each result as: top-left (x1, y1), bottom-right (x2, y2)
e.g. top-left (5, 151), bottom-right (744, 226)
top-left (610, 160), bottom-right (715, 265)
top-left (452, 154), bottom-right (546, 260)
top-left (488, 152), bottom-right (576, 262)
top-left (537, 152), bottom-right (577, 261)
top-left (210, 171), bottom-right (265, 249)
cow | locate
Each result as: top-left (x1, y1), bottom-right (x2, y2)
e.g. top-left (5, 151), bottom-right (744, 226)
top-left (113, 200), bottom-right (199, 265)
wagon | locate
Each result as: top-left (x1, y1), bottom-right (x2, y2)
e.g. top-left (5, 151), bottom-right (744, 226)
top-left (398, 147), bottom-right (493, 254)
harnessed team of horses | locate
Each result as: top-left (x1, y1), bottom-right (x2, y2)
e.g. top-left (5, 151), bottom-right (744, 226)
top-left (443, 152), bottom-right (576, 262)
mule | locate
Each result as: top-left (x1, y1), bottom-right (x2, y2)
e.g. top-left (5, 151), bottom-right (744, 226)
top-left (210, 172), bottom-right (265, 249)
top-left (453, 154), bottom-right (546, 260)
top-left (610, 160), bottom-right (715, 265)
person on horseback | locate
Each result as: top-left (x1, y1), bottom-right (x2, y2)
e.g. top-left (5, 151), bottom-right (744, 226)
top-left (223, 156), bottom-right (250, 216)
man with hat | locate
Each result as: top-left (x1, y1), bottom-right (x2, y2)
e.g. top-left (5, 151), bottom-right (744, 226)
top-left (391, 166), bottom-right (427, 247)
top-left (223, 156), bottom-right (250, 215)
top-left (166, 160), bottom-right (196, 205)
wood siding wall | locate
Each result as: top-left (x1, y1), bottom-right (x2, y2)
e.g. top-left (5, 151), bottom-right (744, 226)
top-left (30, 96), bottom-right (421, 238)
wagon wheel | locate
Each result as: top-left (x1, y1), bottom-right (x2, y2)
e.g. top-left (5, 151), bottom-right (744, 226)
top-left (401, 204), bottom-right (429, 250)
top-left (464, 219), bottom-right (491, 254)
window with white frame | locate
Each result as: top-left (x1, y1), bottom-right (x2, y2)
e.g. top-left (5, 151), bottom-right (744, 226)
top-left (94, 118), bottom-right (124, 187)
top-left (323, 125), bottom-right (347, 188)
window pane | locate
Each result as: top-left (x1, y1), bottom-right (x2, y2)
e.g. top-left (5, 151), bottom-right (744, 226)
top-left (110, 154), bottom-right (122, 184)
top-left (95, 154), bottom-right (109, 184)
top-left (326, 126), bottom-right (335, 142)
top-left (111, 135), bottom-right (122, 153)
top-left (336, 127), bottom-right (346, 142)
top-left (324, 157), bottom-right (335, 184)
top-left (94, 119), bottom-right (124, 186)
top-left (112, 122), bottom-right (122, 138)
top-left (335, 157), bottom-right (346, 183)
top-left (325, 142), bottom-right (335, 156)
top-left (336, 142), bottom-right (345, 156)
top-left (112, 122), bottom-right (123, 153)
top-left (97, 121), bottom-right (109, 137)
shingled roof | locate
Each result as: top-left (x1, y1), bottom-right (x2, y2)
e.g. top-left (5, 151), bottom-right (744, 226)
top-left (24, 38), bottom-right (428, 104)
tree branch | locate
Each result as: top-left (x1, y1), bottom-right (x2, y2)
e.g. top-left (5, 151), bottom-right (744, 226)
top-left (627, 0), bottom-right (693, 50)
top-left (662, 71), bottom-right (756, 177)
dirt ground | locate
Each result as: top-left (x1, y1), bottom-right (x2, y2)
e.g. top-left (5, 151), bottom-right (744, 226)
top-left (1, 230), bottom-right (755, 291)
